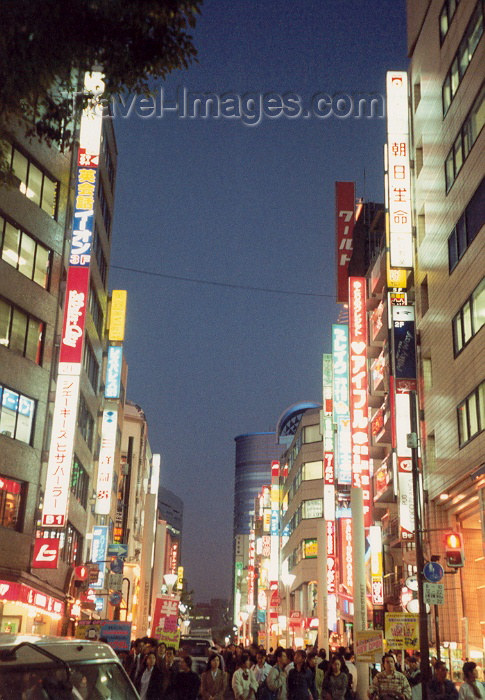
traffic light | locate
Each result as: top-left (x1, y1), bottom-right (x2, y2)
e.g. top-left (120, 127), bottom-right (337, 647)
top-left (444, 531), bottom-right (465, 567)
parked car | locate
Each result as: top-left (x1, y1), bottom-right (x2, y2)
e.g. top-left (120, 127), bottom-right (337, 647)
top-left (0, 633), bottom-right (139, 699)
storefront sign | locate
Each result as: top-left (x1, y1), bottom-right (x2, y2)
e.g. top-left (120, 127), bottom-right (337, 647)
top-left (32, 538), bottom-right (60, 569)
top-left (335, 182), bottom-right (356, 304)
top-left (105, 346), bottom-right (123, 399)
top-left (349, 277), bottom-right (371, 527)
top-left (109, 290), bottom-right (127, 341)
top-left (385, 612), bottom-right (419, 649)
top-left (91, 526), bottom-right (108, 589)
top-left (332, 325), bottom-right (351, 485)
top-left (393, 306), bottom-right (416, 380)
top-left (95, 409), bottom-right (118, 515)
top-left (355, 630), bottom-right (384, 661)
top-left (386, 71), bottom-right (413, 269)
top-left (0, 580), bottom-right (64, 615)
top-left (152, 594), bottom-right (180, 645)
top-left (42, 375), bottom-right (81, 526)
top-left (75, 620), bottom-right (132, 651)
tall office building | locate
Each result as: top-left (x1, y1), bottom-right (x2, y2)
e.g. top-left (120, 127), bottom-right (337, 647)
top-left (0, 82), bottom-right (118, 634)
top-left (407, 0), bottom-right (484, 660)
top-left (232, 432), bottom-right (284, 627)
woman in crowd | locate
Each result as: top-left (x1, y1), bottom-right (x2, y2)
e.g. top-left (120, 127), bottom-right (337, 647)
top-left (459, 662), bottom-right (485, 700)
top-left (136, 651), bottom-right (164, 700)
top-left (200, 653), bottom-right (228, 700)
top-left (232, 653), bottom-right (259, 700)
top-left (322, 654), bottom-right (350, 700)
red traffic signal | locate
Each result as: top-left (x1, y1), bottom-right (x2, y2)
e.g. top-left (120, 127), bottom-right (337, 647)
top-left (74, 565), bottom-right (89, 581)
top-left (444, 531), bottom-right (465, 567)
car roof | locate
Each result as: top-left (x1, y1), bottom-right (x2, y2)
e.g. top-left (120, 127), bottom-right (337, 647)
top-left (0, 634), bottom-right (119, 665)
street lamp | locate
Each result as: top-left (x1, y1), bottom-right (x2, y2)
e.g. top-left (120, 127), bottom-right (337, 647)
top-left (163, 573), bottom-right (178, 596)
top-left (240, 610), bottom-right (249, 646)
top-left (246, 604), bottom-right (255, 645)
top-left (281, 571), bottom-right (295, 648)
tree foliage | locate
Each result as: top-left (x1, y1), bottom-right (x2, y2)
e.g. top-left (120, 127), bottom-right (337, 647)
top-left (0, 0), bottom-right (202, 177)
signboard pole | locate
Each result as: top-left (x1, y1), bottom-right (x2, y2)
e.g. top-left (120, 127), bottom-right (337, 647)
top-left (351, 488), bottom-right (369, 700)
top-left (410, 390), bottom-right (430, 698)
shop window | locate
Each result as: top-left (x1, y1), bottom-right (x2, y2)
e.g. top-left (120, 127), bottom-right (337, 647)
top-left (0, 385), bottom-right (35, 444)
top-left (303, 424), bottom-right (321, 444)
top-left (442, 1), bottom-right (483, 115)
top-left (448, 178), bottom-right (485, 272)
top-left (0, 296), bottom-right (44, 364)
top-left (445, 85), bottom-right (484, 192)
top-left (8, 145), bottom-right (58, 218)
top-left (302, 460), bottom-right (323, 480)
top-left (0, 475), bottom-right (24, 530)
top-left (452, 278), bottom-right (484, 355)
top-left (302, 498), bottom-right (323, 519)
top-left (0, 215), bottom-right (52, 289)
top-left (457, 380), bottom-right (484, 446)
top-left (70, 456), bottom-right (89, 509)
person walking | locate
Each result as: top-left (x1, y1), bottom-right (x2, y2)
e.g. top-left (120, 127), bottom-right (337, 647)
top-left (252, 650), bottom-right (273, 700)
top-left (322, 655), bottom-right (349, 700)
top-left (369, 654), bottom-right (412, 700)
top-left (267, 648), bottom-right (289, 700)
top-left (287, 649), bottom-right (317, 700)
top-left (428, 661), bottom-right (458, 700)
top-left (200, 653), bottom-right (228, 700)
top-left (136, 652), bottom-right (164, 700)
top-left (458, 662), bottom-right (485, 700)
top-left (232, 653), bottom-right (259, 700)
top-left (172, 655), bottom-right (200, 700)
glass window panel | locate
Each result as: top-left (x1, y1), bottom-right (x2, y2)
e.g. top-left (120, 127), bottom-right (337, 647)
top-left (0, 300), bottom-right (11, 348)
top-left (41, 176), bottom-right (57, 218)
top-left (25, 318), bottom-right (43, 364)
top-left (16, 395), bottom-right (35, 444)
top-left (0, 389), bottom-right (18, 438)
top-left (303, 424), bottom-right (321, 443)
top-left (26, 163), bottom-right (42, 206)
top-left (449, 0), bottom-right (456, 17)
top-left (456, 216), bottom-right (467, 258)
top-left (458, 39), bottom-right (468, 78)
top-left (470, 86), bottom-right (485, 142)
top-left (303, 460), bottom-right (323, 480)
top-left (303, 499), bottom-right (323, 518)
top-left (452, 315), bottom-right (463, 354)
top-left (468, 6), bottom-right (483, 57)
top-left (440, 5), bottom-right (448, 41)
top-left (466, 178), bottom-right (485, 243)
top-left (443, 75), bottom-right (451, 115)
top-left (472, 279), bottom-right (485, 335)
top-left (450, 58), bottom-right (459, 96)
top-left (454, 134), bottom-right (463, 173)
top-left (2, 222), bottom-right (20, 268)
top-left (478, 383), bottom-right (485, 432)
top-left (11, 150), bottom-right (28, 189)
top-left (19, 233), bottom-right (35, 279)
top-left (33, 243), bottom-right (50, 288)
top-left (9, 308), bottom-right (27, 354)
top-left (462, 301), bottom-right (472, 343)
top-left (457, 403), bottom-right (468, 445)
top-left (445, 150), bottom-right (454, 191)
top-left (468, 394), bottom-right (478, 437)
top-left (448, 231), bottom-right (458, 271)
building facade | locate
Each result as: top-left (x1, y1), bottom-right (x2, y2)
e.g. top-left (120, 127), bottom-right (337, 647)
top-left (408, 0), bottom-right (484, 662)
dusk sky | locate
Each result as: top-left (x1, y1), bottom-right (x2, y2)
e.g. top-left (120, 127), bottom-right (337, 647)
top-left (108, 0), bottom-right (408, 603)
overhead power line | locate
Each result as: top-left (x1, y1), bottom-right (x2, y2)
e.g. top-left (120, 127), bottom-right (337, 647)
top-left (111, 264), bottom-right (336, 299)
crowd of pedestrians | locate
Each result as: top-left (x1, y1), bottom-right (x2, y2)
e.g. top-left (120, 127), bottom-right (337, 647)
top-left (120, 637), bottom-right (485, 700)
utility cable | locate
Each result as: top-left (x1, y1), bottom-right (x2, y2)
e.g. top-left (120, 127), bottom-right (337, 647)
top-left (111, 264), bottom-right (336, 299)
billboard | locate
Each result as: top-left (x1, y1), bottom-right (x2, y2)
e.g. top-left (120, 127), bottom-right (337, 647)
top-left (336, 182), bottom-right (356, 303)
top-left (105, 345), bottom-right (123, 399)
top-left (332, 325), bottom-right (351, 485)
top-left (348, 277), bottom-right (371, 528)
top-left (95, 409), bottom-right (118, 515)
top-left (386, 72), bottom-right (413, 269)
top-left (42, 375), bottom-right (81, 526)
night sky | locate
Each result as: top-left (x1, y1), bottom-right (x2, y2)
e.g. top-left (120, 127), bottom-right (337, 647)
top-left (109, 0), bottom-right (408, 603)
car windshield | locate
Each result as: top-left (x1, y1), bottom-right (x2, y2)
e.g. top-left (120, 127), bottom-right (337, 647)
top-left (0, 661), bottom-right (138, 699)
top-left (179, 639), bottom-right (210, 657)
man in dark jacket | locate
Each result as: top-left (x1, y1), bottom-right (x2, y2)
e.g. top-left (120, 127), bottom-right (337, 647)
top-left (172, 655), bottom-right (200, 699)
top-left (287, 650), bottom-right (317, 700)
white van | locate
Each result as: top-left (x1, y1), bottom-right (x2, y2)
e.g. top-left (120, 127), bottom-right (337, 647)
top-left (0, 634), bottom-right (140, 699)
